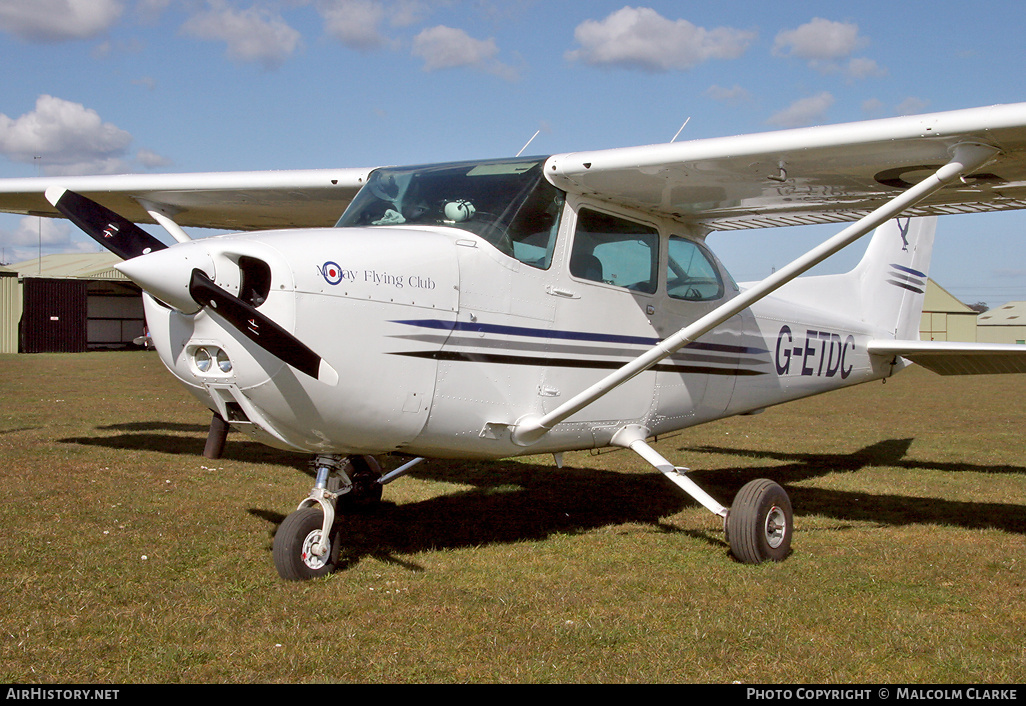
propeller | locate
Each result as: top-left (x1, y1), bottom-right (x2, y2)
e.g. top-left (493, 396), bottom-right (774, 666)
top-left (47, 187), bottom-right (338, 386)
top-left (45, 188), bottom-right (169, 260)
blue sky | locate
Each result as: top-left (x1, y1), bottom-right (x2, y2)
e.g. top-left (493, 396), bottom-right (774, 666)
top-left (1, 0), bottom-right (1025, 306)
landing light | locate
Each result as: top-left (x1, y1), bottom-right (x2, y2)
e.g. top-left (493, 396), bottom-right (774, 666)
top-left (216, 348), bottom-right (233, 373)
top-left (193, 346), bottom-right (232, 375)
top-left (194, 347), bottom-right (212, 373)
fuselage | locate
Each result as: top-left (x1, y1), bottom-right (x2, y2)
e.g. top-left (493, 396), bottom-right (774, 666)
top-left (134, 157), bottom-right (897, 460)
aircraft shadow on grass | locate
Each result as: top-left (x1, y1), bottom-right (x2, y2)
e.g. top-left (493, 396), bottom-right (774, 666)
top-left (683, 438), bottom-right (1026, 538)
top-left (63, 426), bottom-right (1026, 571)
top-left (63, 421), bottom-right (310, 470)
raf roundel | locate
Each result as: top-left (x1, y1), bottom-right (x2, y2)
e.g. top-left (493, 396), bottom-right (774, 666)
top-left (322, 261), bottom-right (344, 285)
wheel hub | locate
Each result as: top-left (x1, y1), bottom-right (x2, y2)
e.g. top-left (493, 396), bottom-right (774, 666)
top-left (764, 505), bottom-right (787, 548)
top-left (300, 530), bottom-right (329, 570)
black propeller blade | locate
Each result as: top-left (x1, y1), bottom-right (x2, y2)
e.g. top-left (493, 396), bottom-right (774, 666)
top-left (189, 268), bottom-right (338, 384)
top-left (45, 188), bottom-right (169, 260)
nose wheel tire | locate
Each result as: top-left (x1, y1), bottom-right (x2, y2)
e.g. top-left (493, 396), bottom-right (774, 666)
top-left (273, 507), bottom-right (340, 581)
top-left (725, 479), bottom-right (793, 563)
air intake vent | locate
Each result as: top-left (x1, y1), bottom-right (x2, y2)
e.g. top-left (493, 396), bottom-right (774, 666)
top-left (238, 256), bottom-right (272, 307)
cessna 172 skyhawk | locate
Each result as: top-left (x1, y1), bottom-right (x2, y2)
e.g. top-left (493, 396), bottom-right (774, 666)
top-left (3, 103), bottom-right (1026, 580)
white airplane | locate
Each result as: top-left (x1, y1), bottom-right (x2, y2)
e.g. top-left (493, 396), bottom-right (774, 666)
top-left (3, 103), bottom-right (1026, 580)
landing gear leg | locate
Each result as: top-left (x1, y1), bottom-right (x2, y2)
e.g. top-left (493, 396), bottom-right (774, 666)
top-left (273, 454), bottom-right (383, 581)
top-left (613, 425), bottom-right (793, 563)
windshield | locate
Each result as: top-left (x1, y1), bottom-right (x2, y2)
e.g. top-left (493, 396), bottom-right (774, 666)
top-left (336, 157), bottom-right (564, 269)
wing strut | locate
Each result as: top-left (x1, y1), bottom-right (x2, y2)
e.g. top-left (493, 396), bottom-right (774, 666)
top-left (612, 425), bottom-right (728, 516)
top-left (136, 198), bottom-right (192, 243)
top-left (511, 142), bottom-right (1000, 446)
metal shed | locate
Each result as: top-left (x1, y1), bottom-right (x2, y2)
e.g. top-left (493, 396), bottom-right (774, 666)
top-left (919, 279), bottom-right (979, 342)
top-left (977, 302), bottom-right (1026, 345)
top-left (8, 253), bottom-right (145, 353)
top-left (0, 264), bottom-right (19, 354)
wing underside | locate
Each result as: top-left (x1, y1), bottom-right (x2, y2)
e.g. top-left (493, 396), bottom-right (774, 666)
top-left (0, 169), bottom-right (371, 231)
top-left (3, 104), bottom-right (1026, 234)
top-left (546, 103), bottom-right (1026, 231)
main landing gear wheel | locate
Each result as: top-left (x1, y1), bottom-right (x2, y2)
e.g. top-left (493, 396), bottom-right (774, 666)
top-left (273, 507), bottom-right (340, 581)
top-left (725, 479), bottom-right (793, 564)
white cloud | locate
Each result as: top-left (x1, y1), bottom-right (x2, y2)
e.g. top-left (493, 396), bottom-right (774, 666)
top-left (0, 95), bottom-right (134, 175)
top-left (0, 216), bottom-right (104, 266)
top-left (319, 0), bottom-right (391, 50)
top-left (896, 97), bottom-right (930, 116)
top-left (1, 216), bottom-right (72, 249)
top-left (412, 25), bottom-right (496, 69)
top-left (705, 84), bottom-right (752, 106)
top-left (773, 18), bottom-right (863, 61)
top-left (0, 0), bottom-right (124, 42)
top-left (137, 0), bottom-right (174, 23)
top-left (566, 7), bottom-right (755, 72)
top-left (773, 18), bottom-right (883, 79)
top-left (182, 1), bottom-right (303, 69)
top-left (411, 25), bottom-right (518, 81)
top-left (137, 148), bottom-right (173, 168)
top-left (771, 18), bottom-right (886, 80)
top-left (862, 98), bottom-right (885, 115)
top-left (0, 215), bottom-right (73, 253)
top-left (767, 92), bottom-right (835, 128)
top-left (388, 0), bottom-right (429, 28)
top-left (317, 0), bottom-right (432, 50)
top-left (845, 57), bottom-right (885, 80)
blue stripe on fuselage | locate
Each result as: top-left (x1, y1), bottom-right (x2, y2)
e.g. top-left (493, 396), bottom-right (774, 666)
top-left (390, 318), bottom-right (768, 355)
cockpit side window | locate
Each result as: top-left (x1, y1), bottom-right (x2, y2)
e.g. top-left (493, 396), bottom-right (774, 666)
top-left (666, 235), bottom-right (724, 301)
top-left (570, 209), bottom-right (659, 294)
top-left (336, 157), bottom-right (564, 270)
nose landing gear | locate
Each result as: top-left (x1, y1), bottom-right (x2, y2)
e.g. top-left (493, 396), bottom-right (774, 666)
top-left (272, 455), bottom-right (383, 581)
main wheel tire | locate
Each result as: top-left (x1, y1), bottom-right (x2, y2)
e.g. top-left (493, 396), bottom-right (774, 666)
top-left (726, 479), bottom-right (793, 564)
top-left (273, 507), bottom-right (340, 581)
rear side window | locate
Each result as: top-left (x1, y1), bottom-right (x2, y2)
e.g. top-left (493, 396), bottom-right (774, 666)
top-left (666, 235), bottom-right (724, 301)
top-left (569, 209), bottom-right (659, 294)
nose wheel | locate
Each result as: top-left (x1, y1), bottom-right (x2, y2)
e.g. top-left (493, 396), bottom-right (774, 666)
top-left (273, 507), bottom-right (341, 580)
top-left (273, 454), bottom-right (384, 581)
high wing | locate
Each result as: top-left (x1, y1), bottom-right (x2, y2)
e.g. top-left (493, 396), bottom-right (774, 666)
top-left (0, 168), bottom-right (371, 231)
top-left (868, 340), bottom-right (1026, 375)
top-left (3, 104), bottom-right (1026, 234)
top-left (545, 103), bottom-right (1026, 231)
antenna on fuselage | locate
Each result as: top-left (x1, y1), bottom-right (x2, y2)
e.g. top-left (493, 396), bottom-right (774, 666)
top-left (670, 117), bottom-right (691, 143)
top-left (516, 130), bottom-right (541, 157)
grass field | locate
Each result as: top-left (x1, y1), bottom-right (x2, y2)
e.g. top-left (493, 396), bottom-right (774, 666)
top-left (1, 351), bottom-right (1024, 683)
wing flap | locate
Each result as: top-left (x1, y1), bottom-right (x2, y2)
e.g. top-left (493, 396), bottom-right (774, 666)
top-left (546, 103), bottom-right (1026, 230)
top-left (868, 340), bottom-right (1026, 375)
top-left (0, 168), bottom-right (371, 231)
